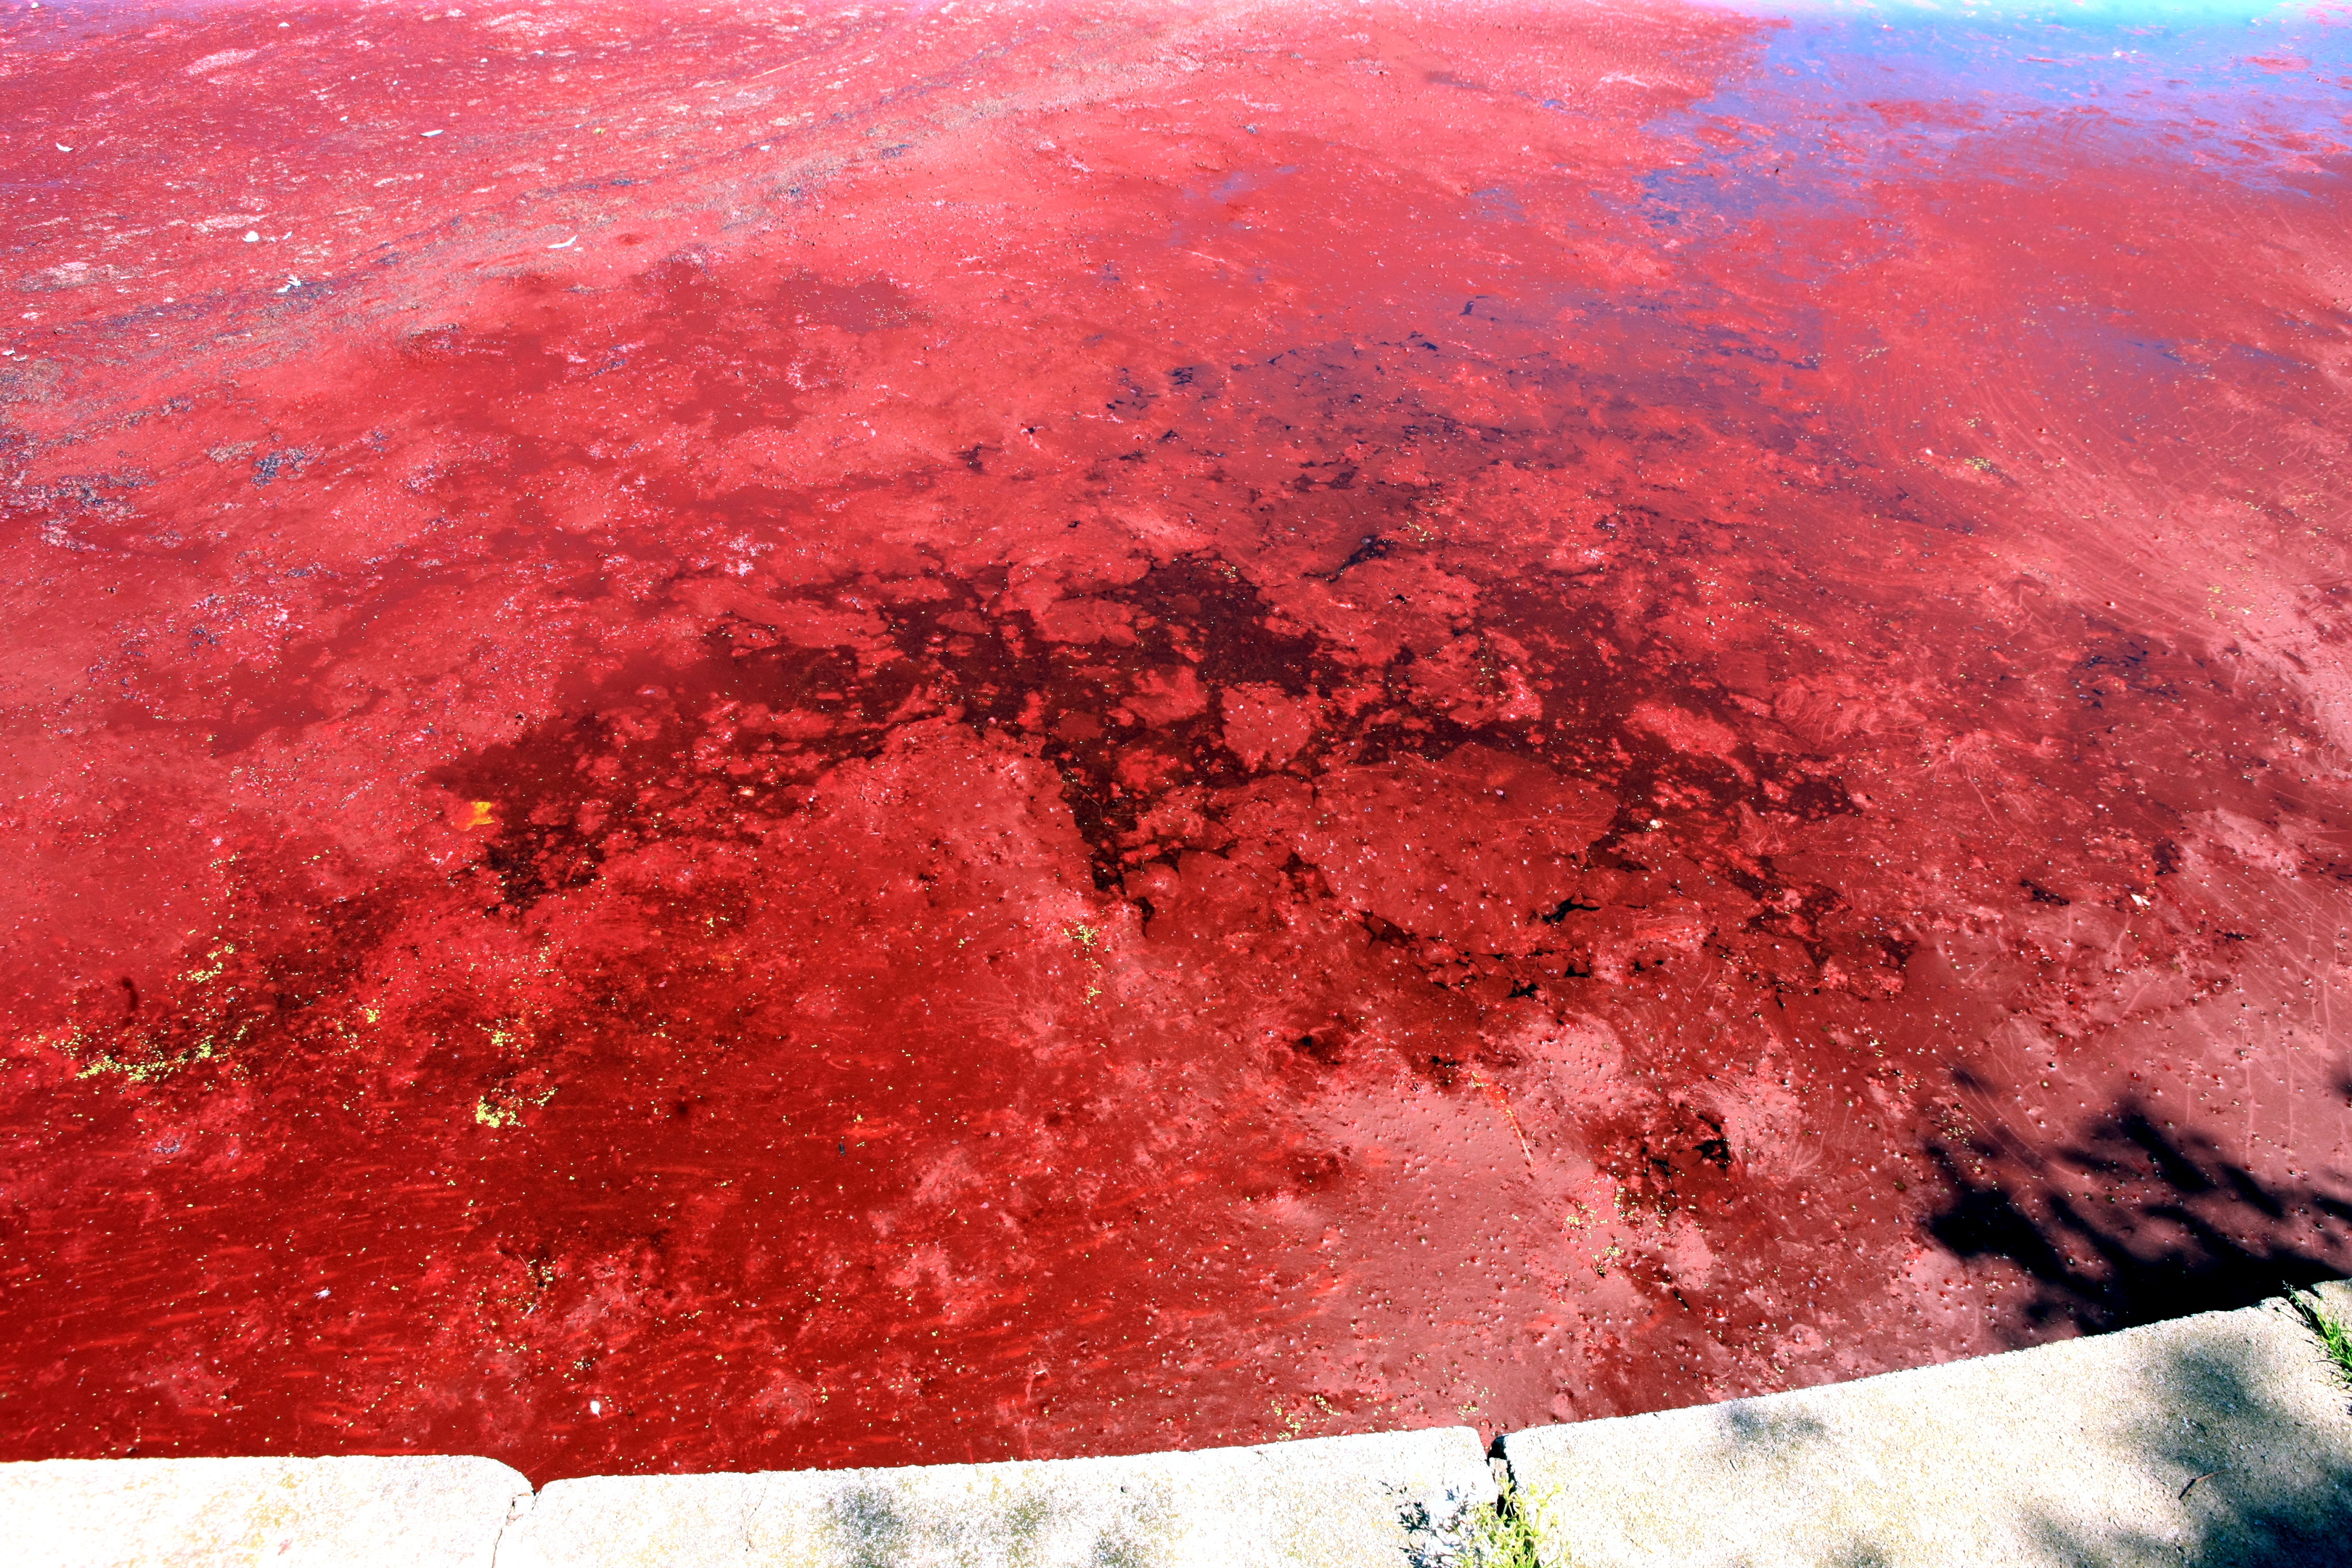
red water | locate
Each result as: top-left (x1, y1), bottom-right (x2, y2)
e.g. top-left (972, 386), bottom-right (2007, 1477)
top-left (5, 0), bottom-right (2351, 1482)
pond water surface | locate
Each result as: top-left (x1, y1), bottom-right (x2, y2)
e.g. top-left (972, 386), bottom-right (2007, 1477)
top-left (4, 0), bottom-right (2349, 1482)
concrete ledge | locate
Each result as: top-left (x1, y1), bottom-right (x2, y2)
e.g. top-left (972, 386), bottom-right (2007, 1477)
top-left (1, 1454), bottom-right (530, 1568)
top-left (9, 1287), bottom-right (2350, 1567)
top-left (1503, 1281), bottom-right (2352, 1568)
top-left (498, 1425), bottom-right (1493, 1568)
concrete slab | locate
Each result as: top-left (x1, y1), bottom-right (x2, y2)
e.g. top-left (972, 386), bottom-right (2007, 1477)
top-left (1502, 1280), bottom-right (2352, 1568)
top-left (0, 1454), bottom-right (530, 1568)
top-left (497, 1425), bottom-right (1494, 1568)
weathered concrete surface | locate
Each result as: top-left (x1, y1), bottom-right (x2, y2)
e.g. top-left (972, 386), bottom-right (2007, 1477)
top-left (0, 1454), bottom-right (529, 1567)
top-left (1503, 1281), bottom-right (2352, 1568)
top-left (497, 1426), bottom-right (1493, 1568)
top-left (13, 1291), bottom-right (2352, 1565)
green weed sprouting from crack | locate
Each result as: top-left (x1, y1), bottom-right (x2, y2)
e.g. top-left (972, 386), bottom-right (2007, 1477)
top-left (1410, 1477), bottom-right (1557, 1568)
top-left (1460, 1482), bottom-right (1549, 1568)
top-left (2288, 1286), bottom-right (2352, 1392)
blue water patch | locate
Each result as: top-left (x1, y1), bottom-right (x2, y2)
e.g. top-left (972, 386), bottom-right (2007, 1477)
top-left (1571, 0), bottom-right (2348, 285)
top-left (1710, 1), bottom-right (2350, 146)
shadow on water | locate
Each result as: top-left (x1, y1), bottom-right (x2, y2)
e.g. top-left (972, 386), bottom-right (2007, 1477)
top-left (1925, 1095), bottom-right (2352, 1335)
top-left (1575, 1095), bottom-right (2352, 1567)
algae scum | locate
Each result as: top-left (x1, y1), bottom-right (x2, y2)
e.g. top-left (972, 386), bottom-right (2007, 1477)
top-left (4, 0), bottom-right (2349, 1479)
